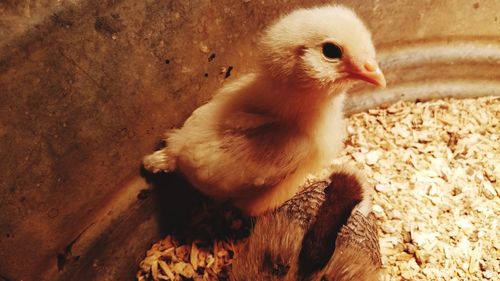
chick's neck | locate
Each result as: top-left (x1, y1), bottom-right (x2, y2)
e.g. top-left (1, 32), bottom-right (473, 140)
top-left (246, 72), bottom-right (346, 132)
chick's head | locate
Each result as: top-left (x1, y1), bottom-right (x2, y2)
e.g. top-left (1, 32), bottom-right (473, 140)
top-left (259, 5), bottom-right (385, 90)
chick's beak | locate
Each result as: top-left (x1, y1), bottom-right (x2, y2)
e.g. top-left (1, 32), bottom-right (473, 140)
top-left (346, 59), bottom-right (386, 88)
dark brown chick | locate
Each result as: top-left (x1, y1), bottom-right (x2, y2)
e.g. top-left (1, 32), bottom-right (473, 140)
top-left (308, 211), bottom-right (381, 281)
top-left (230, 167), bottom-right (382, 281)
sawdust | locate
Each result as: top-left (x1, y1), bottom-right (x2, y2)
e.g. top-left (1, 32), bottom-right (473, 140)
top-left (339, 96), bottom-right (499, 280)
top-left (137, 96), bottom-right (499, 281)
top-left (136, 201), bottom-right (250, 281)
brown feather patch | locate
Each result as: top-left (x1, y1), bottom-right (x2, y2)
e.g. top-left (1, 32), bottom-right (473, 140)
top-left (298, 171), bottom-right (364, 277)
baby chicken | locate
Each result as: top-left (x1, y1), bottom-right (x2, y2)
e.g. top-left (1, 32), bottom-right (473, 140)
top-left (230, 166), bottom-right (381, 281)
top-left (143, 5), bottom-right (385, 215)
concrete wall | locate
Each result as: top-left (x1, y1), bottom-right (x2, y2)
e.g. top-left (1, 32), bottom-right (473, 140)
top-left (0, 0), bottom-right (499, 280)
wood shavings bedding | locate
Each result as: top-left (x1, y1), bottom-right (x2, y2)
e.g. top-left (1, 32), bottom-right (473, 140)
top-left (137, 236), bottom-right (242, 281)
top-left (137, 96), bottom-right (499, 281)
top-left (341, 96), bottom-right (499, 281)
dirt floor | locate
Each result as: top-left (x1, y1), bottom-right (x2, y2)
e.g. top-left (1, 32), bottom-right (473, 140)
top-left (137, 96), bottom-right (499, 281)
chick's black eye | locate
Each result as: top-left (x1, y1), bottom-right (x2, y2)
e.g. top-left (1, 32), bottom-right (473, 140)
top-left (322, 43), bottom-right (342, 60)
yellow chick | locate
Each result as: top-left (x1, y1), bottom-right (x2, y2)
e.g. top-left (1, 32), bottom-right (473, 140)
top-left (143, 5), bottom-right (385, 215)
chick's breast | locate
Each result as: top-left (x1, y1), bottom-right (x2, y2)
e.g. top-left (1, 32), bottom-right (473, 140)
top-left (175, 118), bottom-right (312, 200)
